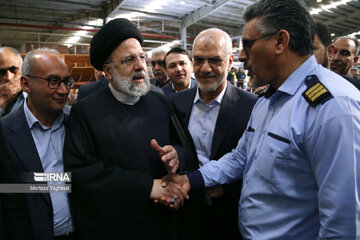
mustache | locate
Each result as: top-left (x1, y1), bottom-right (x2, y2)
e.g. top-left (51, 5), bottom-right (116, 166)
top-left (197, 73), bottom-right (217, 78)
top-left (132, 71), bottom-right (146, 79)
top-left (154, 70), bottom-right (164, 74)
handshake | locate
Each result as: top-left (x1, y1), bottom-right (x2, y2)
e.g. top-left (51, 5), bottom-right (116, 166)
top-left (150, 139), bottom-right (191, 209)
top-left (150, 174), bottom-right (191, 209)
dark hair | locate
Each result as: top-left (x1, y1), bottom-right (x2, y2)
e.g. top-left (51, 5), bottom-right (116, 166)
top-left (315, 21), bottom-right (331, 47)
top-left (164, 47), bottom-right (192, 66)
top-left (243, 0), bottom-right (314, 56)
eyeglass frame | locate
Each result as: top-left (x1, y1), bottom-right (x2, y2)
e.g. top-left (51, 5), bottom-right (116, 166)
top-left (26, 74), bottom-right (75, 89)
top-left (151, 60), bottom-right (165, 67)
top-left (192, 56), bottom-right (225, 67)
top-left (108, 53), bottom-right (147, 66)
top-left (242, 32), bottom-right (278, 54)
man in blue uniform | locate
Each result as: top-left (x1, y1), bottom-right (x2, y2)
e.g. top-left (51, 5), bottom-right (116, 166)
top-left (163, 0), bottom-right (360, 239)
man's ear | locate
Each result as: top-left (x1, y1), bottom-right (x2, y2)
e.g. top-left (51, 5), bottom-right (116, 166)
top-left (353, 56), bottom-right (359, 66)
top-left (327, 45), bottom-right (335, 58)
top-left (102, 64), bottom-right (112, 81)
top-left (227, 55), bottom-right (234, 71)
top-left (274, 30), bottom-right (290, 54)
top-left (21, 75), bottom-right (31, 94)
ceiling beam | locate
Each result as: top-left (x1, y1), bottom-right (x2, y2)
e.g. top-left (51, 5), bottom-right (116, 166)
top-left (1, 30), bottom-right (93, 39)
top-left (104, 0), bottom-right (126, 19)
top-left (323, 10), bottom-right (360, 25)
top-left (181, 0), bottom-right (233, 29)
top-left (110, 8), bottom-right (182, 21)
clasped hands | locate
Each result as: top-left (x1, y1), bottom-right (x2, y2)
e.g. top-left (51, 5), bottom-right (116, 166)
top-left (150, 139), bottom-right (191, 209)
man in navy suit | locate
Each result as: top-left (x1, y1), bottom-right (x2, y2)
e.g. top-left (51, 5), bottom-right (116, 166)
top-left (76, 68), bottom-right (108, 101)
top-left (162, 47), bottom-right (197, 95)
top-left (170, 28), bottom-right (257, 240)
top-left (0, 48), bottom-right (74, 240)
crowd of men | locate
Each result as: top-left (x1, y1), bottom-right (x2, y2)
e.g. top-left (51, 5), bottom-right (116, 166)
top-left (0, 0), bottom-right (359, 240)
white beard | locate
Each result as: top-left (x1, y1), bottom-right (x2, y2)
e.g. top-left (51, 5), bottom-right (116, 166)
top-left (197, 71), bottom-right (227, 93)
top-left (111, 65), bottom-right (150, 97)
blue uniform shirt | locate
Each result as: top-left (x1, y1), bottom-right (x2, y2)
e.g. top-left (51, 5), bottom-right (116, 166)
top-left (189, 56), bottom-right (360, 239)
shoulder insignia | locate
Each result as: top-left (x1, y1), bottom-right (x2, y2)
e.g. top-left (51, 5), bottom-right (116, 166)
top-left (302, 75), bottom-right (333, 107)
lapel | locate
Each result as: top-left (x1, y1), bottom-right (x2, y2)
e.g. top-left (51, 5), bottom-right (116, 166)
top-left (6, 106), bottom-right (52, 206)
top-left (210, 84), bottom-right (240, 159)
top-left (182, 88), bottom-right (197, 126)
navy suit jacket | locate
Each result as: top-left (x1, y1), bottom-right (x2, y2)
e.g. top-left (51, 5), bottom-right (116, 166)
top-left (77, 77), bottom-right (164, 101)
top-left (170, 82), bottom-right (257, 239)
top-left (0, 106), bottom-right (54, 240)
top-left (77, 77), bottom-right (109, 101)
top-left (163, 78), bottom-right (197, 96)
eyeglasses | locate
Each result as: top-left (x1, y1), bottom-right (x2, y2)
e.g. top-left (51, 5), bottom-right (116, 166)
top-left (120, 53), bottom-right (146, 66)
top-left (26, 75), bottom-right (75, 89)
top-left (151, 60), bottom-right (164, 67)
top-left (193, 56), bottom-right (224, 67)
top-left (0, 66), bottom-right (19, 77)
top-left (242, 32), bottom-right (277, 54)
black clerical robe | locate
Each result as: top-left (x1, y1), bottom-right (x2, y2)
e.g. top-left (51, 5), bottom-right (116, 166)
top-left (63, 87), bottom-right (204, 240)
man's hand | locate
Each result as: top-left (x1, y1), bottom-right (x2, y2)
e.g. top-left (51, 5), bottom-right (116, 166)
top-left (150, 179), bottom-right (188, 209)
top-left (0, 76), bottom-right (21, 109)
top-left (162, 174), bottom-right (191, 193)
top-left (151, 139), bottom-right (179, 174)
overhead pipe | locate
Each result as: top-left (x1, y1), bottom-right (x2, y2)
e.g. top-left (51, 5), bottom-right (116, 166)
top-left (0, 22), bottom-right (99, 32)
top-left (0, 22), bottom-right (194, 41)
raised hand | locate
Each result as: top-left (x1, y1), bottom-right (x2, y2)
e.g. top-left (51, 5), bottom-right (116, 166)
top-left (150, 179), bottom-right (188, 209)
top-left (151, 139), bottom-right (179, 174)
top-left (0, 75), bottom-right (22, 109)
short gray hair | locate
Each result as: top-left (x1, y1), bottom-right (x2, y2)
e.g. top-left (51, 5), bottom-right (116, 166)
top-left (152, 47), bottom-right (170, 58)
top-left (193, 28), bottom-right (232, 55)
top-left (22, 48), bottom-right (66, 75)
top-left (0, 47), bottom-right (23, 65)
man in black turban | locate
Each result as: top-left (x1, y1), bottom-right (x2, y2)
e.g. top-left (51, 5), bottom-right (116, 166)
top-left (63, 18), bottom-right (204, 240)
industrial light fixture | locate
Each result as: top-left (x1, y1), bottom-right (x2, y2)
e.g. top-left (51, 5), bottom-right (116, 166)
top-left (310, 0), bottom-right (353, 15)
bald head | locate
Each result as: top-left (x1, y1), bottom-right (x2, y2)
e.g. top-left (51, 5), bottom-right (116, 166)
top-left (329, 37), bottom-right (360, 76)
top-left (193, 28), bottom-right (232, 56)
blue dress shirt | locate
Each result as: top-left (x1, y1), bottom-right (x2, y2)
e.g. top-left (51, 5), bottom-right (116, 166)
top-left (188, 82), bottom-right (226, 166)
top-left (188, 56), bottom-right (360, 239)
top-left (24, 101), bottom-right (73, 236)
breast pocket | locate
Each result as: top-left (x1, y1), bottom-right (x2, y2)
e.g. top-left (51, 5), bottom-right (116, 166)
top-left (244, 127), bottom-right (255, 154)
top-left (256, 131), bottom-right (291, 184)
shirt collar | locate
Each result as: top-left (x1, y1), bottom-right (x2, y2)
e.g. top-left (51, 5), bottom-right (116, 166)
top-left (193, 80), bottom-right (227, 105)
top-left (277, 55), bottom-right (317, 96)
top-left (172, 79), bottom-right (192, 92)
top-left (21, 91), bottom-right (28, 100)
top-left (108, 82), bottom-right (140, 105)
top-left (24, 98), bottom-right (65, 130)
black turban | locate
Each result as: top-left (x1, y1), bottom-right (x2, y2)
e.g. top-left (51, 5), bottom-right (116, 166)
top-left (90, 18), bottom-right (144, 70)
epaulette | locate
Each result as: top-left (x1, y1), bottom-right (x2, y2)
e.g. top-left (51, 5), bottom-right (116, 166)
top-left (302, 75), bottom-right (333, 107)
